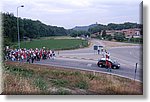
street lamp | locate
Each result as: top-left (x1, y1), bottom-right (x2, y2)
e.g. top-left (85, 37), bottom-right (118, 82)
top-left (17, 5), bottom-right (24, 49)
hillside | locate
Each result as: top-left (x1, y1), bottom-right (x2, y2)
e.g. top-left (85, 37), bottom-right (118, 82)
top-left (2, 12), bottom-right (67, 46)
top-left (72, 24), bottom-right (98, 31)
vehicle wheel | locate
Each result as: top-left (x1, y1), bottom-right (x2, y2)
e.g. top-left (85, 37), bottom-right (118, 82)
top-left (98, 64), bottom-right (102, 67)
top-left (113, 66), bottom-right (117, 69)
top-left (99, 64), bottom-right (102, 67)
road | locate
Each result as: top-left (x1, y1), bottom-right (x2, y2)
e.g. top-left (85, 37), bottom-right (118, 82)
top-left (35, 39), bottom-right (143, 82)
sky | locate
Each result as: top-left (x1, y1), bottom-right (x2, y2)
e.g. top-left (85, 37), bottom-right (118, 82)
top-left (0, 0), bottom-right (142, 29)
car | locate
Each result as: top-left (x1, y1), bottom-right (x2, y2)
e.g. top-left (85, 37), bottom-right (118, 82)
top-left (97, 58), bottom-right (120, 69)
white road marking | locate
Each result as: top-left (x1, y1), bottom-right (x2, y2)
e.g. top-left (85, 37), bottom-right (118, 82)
top-left (130, 52), bottom-right (132, 55)
top-left (87, 64), bottom-right (92, 67)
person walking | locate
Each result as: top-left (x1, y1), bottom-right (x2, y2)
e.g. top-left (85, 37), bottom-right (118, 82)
top-left (31, 52), bottom-right (34, 63)
top-left (27, 51), bottom-right (31, 63)
top-left (101, 48), bottom-right (105, 58)
top-left (107, 61), bottom-right (112, 72)
top-left (52, 50), bottom-right (55, 60)
top-left (97, 46), bottom-right (100, 54)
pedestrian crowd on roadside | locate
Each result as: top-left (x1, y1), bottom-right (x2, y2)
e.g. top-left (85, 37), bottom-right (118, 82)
top-left (4, 47), bottom-right (56, 63)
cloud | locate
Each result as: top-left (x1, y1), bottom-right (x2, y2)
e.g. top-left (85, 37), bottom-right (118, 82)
top-left (0, 0), bottom-right (142, 29)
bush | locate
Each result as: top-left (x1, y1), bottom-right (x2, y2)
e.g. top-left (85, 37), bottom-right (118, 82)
top-left (114, 32), bottom-right (125, 42)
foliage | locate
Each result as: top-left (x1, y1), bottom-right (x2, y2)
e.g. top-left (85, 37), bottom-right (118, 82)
top-left (3, 37), bottom-right (13, 47)
top-left (68, 29), bottom-right (90, 37)
top-left (107, 22), bottom-right (141, 30)
top-left (2, 12), bottom-right (142, 47)
top-left (87, 22), bottom-right (142, 35)
top-left (102, 30), bottom-right (106, 38)
top-left (126, 38), bottom-right (143, 44)
top-left (88, 24), bottom-right (106, 34)
top-left (114, 32), bottom-right (125, 42)
top-left (105, 34), bottom-right (113, 41)
top-left (2, 12), bottom-right (67, 44)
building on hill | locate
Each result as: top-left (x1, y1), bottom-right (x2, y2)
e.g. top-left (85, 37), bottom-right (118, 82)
top-left (106, 28), bottom-right (141, 38)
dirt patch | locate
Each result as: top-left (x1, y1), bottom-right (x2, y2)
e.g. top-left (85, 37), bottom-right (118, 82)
top-left (100, 40), bottom-right (140, 48)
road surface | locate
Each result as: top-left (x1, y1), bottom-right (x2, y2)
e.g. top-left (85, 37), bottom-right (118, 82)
top-left (35, 39), bottom-right (143, 82)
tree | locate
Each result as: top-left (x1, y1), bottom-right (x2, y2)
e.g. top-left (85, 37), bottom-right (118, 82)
top-left (114, 32), bottom-right (125, 42)
top-left (105, 34), bottom-right (112, 41)
top-left (2, 12), bottom-right (67, 44)
top-left (102, 30), bottom-right (106, 38)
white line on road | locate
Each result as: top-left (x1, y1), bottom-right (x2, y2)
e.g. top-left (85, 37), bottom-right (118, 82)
top-left (87, 64), bottom-right (92, 67)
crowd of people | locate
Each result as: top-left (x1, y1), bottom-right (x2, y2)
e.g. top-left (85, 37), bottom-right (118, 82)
top-left (4, 47), bottom-right (56, 63)
top-left (4, 46), bottom-right (112, 72)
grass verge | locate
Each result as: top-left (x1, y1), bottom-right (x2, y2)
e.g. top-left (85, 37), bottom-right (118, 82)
top-left (2, 61), bottom-right (143, 95)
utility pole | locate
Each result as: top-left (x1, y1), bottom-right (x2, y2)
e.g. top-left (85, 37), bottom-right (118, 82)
top-left (17, 5), bottom-right (24, 49)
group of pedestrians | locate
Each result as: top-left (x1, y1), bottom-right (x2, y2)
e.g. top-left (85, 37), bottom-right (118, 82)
top-left (4, 47), bottom-right (55, 63)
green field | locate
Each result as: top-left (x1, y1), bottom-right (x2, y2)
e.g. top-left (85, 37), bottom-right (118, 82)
top-left (20, 39), bottom-right (88, 50)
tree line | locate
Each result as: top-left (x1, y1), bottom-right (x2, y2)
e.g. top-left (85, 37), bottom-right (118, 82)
top-left (2, 12), bottom-right (143, 46)
top-left (2, 12), bottom-right (67, 46)
top-left (69, 22), bottom-right (142, 37)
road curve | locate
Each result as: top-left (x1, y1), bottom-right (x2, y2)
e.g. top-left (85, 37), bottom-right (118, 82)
top-left (35, 39), bottom-right (143, 82)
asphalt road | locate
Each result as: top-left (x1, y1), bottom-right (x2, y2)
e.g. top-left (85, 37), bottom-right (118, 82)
top-left (35, 39), bottom-right (143, 82)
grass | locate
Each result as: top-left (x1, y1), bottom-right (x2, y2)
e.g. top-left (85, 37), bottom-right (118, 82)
top-left (57, 88), bottom-right (70, 95)
top-left (2, 61), bottom-right (143, 95)
top-left (50, 79), bottom-right (69, 87)
top-left (4, 64), bottom-right (34, 78)
top-left (20, 38), bottom-right (88, 50)
top-left (34, 77), bottom-right (47, 90)
top-left (75, 80), bottom-right (88, 89)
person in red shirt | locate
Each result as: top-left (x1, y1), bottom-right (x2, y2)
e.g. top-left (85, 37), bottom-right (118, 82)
top-left (107, 61), bottom-right (112, 72)
top-left (105, 51), bottom-right (111, 72)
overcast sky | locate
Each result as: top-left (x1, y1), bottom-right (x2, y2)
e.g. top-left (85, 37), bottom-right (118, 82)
top-left (0, 0), bottom-right (142, 29)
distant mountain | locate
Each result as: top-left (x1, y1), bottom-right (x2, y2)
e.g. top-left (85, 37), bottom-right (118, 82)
top-left (72, 24), bottom-right (98, 31)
